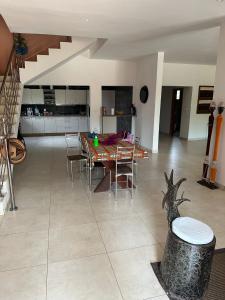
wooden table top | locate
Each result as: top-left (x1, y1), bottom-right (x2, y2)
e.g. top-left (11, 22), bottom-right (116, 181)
top-left (81, 133), bottom-right (149, 162)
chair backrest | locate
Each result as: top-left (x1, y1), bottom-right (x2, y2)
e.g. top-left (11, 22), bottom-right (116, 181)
top-left (65, 133), bottom-right (80, 155)
top-left (135, 136), bottom-right (140, 145)
top-left (116, 145), bottom-right (135, 165)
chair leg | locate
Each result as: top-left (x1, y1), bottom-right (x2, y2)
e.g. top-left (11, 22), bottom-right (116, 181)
top-left (109, 170), bottom-right (111, 194)
top-left (89, 165), bottom-right (92, 190)
top-left (131, 174), bottom-right (134, 198)
top-left (115, 175), bottom-right (118, 199)
top-left (66, 159), bottom-right (69, 175)
top-left (70, 161), bottom-right (74, 181)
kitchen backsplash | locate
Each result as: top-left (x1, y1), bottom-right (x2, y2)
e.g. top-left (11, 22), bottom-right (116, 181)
top-left (21, 104), bottom-right (88, 116)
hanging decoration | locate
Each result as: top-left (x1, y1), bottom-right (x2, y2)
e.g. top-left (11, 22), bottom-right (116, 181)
top-left (14, 33), bottom-right (28, 56)
top-left (197, 102), bottom-right (216, 187)
top-left (209, 102), bottom-right (224, 189)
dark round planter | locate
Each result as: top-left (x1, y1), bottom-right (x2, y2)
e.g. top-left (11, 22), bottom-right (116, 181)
top-left (160, 229), bottom-right (216, 299)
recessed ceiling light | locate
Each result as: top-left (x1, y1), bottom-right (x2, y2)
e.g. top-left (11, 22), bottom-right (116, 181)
top-left (85, 18), bottom-right (89, 22)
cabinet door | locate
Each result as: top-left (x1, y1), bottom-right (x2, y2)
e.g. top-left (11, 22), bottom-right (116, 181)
top-left (56, 117), bottom-right (65, 133)
top-left (22, 88), bottom-right (32, 104)
top-left (64, 117), bottom-right (72, 132)
top-left (20, 117), bottom-right (33, 133)
top-left (44, 117), bottom-right (56, 133)
top-left (71, 117), bottom-right (79, 132)
top-left (79, 117), bottom-right (88, 132)
top-left (32, 117), bottom-right (45, 133)
top-left (65, 90), bottom-right (76, 104)
top-left (31, 89), bottom-right (44, 104)
top-left (55, 90), bottom-right (66, 105)
top-left (76, 90), bottom-right (87, 105)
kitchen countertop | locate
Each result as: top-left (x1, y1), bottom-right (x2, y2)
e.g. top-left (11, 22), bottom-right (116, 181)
top-left (21, 115), bottom-right (88, 117)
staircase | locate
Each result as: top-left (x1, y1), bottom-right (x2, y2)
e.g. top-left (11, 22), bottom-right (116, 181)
top-left (0, 48), bottom-right (23, 214)
top-left (19, 36), bottom-right (96, 84)
top-left (0, 34), bottom-right (99, 214)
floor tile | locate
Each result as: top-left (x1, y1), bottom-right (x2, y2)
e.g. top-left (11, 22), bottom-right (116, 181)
top-left (47, 254), bottom-right (122, 300)
top-left (0, 265), bottom-right (47, 300)
top-left (0, 230), bottom-right (48, 271)
top-left (98, 216), bottom-right (157, 252)
top-left (50, 201), bottom-right (95, 229)
top-left (91, 197), bottom-right (137, 222)
top-left (0, 209), bottom-right (49, 235)
top-left (109, 246), bottom-right (165, 300)
top-left (48, 223), bottom-right (105, 263)
top-left (11, 135), bottom-right (225, 300)
top-left (144, 295), bottom-right (169, 300)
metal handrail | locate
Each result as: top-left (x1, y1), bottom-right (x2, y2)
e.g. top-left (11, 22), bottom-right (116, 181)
top-left (0, 45), bottom-right (23, 210)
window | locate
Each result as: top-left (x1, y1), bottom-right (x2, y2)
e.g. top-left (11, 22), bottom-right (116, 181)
top-left (176, 90), bottom-right (181, 100)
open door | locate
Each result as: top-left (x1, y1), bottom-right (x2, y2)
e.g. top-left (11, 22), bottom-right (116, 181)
top-left (170, 88), bottom-right (183, 136)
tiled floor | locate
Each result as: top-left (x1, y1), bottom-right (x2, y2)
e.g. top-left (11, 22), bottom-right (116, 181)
top-left (0, 135), bottom-right (224, 300)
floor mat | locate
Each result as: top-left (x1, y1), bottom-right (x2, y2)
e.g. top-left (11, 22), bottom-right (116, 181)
top-left (151, 248), bottom-right (225, 300)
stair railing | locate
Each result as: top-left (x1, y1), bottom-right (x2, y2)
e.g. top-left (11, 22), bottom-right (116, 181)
top-left (0, 45), bottom-right (24, 211)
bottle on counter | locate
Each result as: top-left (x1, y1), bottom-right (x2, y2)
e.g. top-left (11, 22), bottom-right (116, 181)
top-left (93, 135), bottom-right (99, 147)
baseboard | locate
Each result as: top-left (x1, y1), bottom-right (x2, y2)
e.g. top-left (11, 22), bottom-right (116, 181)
top-left (187, 137), bottom-right (207, 141)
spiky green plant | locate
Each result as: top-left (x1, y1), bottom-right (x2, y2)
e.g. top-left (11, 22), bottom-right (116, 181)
top-left (162, 170), bottom-right (190, 226)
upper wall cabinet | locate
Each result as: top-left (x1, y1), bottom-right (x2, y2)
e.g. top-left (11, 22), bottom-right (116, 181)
top-left (55, 90), bottom-right (66, 105)
top-left (22, 88), bottom-right (44, 104)
top-left (22, 88), bottom-right (32, 104)
top-left (31, 89), bottom-right (44, 104)
top-left (66, 90), bottom-right (87, 105)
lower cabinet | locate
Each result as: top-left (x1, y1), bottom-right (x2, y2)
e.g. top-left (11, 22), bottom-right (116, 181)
top-left (20, 117), bottom-right (33, 134)
top-left (44, 117), bottom-right (56, 133)
top-left (32, 117), bottom-right (45, 133)
top-left (79, 117), bottom-right (89, 132)
top-left (20, 116), bottom-right (89, 134)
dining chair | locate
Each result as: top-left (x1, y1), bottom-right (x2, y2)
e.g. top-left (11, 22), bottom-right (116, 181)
top-left (65, 133), bottom-right (87, 181)
top-left (111, 145), bottom-right (135, 198)
top-left (134, 136), bottom-right (141, 179)
top-left (83, 138), bottom-right (106, 190)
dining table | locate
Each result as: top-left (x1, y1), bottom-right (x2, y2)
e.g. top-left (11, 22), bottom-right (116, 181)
top-left (80, 133), bottom-right (149, 193)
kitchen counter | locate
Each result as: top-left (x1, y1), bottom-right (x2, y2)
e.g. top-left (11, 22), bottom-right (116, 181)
top-left (21, 115), bottom-right (88, 117)
top-left (20, 115), bottom-right (89, 135)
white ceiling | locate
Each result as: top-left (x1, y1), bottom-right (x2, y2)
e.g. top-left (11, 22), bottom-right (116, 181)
top-left (1, 0), bottom-right (225, 64)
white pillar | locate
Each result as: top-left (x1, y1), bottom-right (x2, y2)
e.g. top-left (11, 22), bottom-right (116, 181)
top-left (211, 22), bottom-right (225, 186)
top-left (89, 83), bottom-right (101, 133)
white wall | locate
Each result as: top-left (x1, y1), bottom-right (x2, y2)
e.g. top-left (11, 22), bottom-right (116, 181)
top-left (134, 52), bottom-right (164, 152)
top-left (163, 63), bottom-right (216, 140)
top-left (159, 87), bottom-right (173, 134)
top-left (33, 51), bottom-right (164, 151)
top-left (33, 53), bottom-right (136, 132)
top-left (180, 87), bottom-right (192, 139)
top-left (211, 22), bottom-right (225, 187)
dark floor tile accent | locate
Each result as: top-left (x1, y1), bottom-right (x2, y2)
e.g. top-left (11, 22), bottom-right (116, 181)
top-left (151, 248), bottom-right (225, 300)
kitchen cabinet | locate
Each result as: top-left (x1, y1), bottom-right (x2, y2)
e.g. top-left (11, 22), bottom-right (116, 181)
top-left (32, 117), bottom-right (45, 133)
top-left (44, 117), bottom-right (56, 133)
top-left (22, 88), bottom-right (32, 104)
top-left (55, 117), bottom-right (65, 133)
top-left (66, 90), bottom-right (87, 105)
top-left (31, 89), bottom-right (44, 104)
top-left (55, 90), bottom-right (66, 105)
top-left (65, 90), bottom-right (76, 105)
top-left (20, 116), bottom-right (89, 135)
top-left (20, 117), bottom-right (33, 133)
top-left (79, 117), bottom-right (89, 132)
top-left (76, 90), bottom-right (87, 104)
top-left (64, 117), bottom-right (79, 132)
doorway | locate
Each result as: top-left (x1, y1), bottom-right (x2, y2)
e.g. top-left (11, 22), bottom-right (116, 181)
top-left (169, 88), bottom-right (183, 136)
top-left (159, 86), bottom-right (192, 140)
